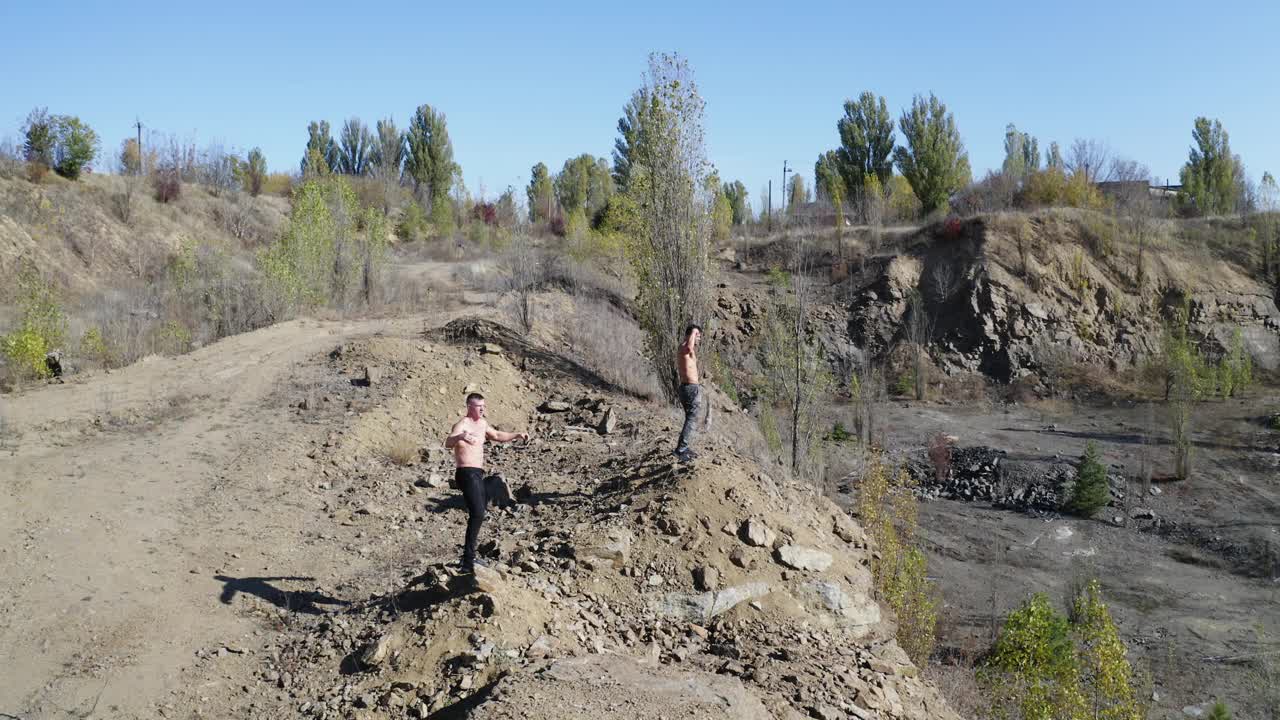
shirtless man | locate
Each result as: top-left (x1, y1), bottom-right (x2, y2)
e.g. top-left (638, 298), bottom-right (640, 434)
top-left (673, 324), bottom-right (702, 462)
top-left (444, 393), bottom-right (529, 573)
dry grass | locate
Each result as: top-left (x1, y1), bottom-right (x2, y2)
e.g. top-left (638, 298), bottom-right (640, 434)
top-left (0, 174), bottom-right (287, 296)
top-left (564, 294), bottom-right (662, 399)
top-left (927, 661), bottom-right (992, 718)
top-left (384, 434), bottom-right (418, 466)
top-left (936, 372), bottom-right (992, 407)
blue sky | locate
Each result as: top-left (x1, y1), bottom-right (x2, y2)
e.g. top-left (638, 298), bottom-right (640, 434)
top-left (4, 0), bottom-right (1277, 210)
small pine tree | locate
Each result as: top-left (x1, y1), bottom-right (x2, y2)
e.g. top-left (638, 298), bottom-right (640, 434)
top-left (1206, 701), bottom-right (1231, 720)
top-left (1068, 441), bottom-right (1109, 517)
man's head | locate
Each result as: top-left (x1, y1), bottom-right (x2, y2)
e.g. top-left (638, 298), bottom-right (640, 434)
top-left (684, 324), bottom-right (702, 346)
top-left (465, 392), bottom-right (486, 420)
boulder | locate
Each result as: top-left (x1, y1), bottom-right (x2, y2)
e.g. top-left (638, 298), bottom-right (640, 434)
top-left (415, 473), bottom-right (447, 489)
top-left (526, 635), bottom-right (557, 659)
top-left (652, 582), bottom-right (770, 623)
top-left (364, 365), bottom-right (382, 385)
top-left (539, 400), bottom-right (572, 413)
top-left (574, 527), bottom-right (633, 569)
top-left (693, 565), bottom-right (720, 591)
top-left (358, 628), bottom-right (404, 668)
top-left (472, 565), bottom-right (503, 593)
top-left (464, 654), bottom-right (774, 719)
top-left (598, 406), bottom-right (618, 434)
top-left (775, 545), bottom-right (833, 572)
top-left (801, 581), bottom-right (881, 628)
top-left (738, 519), bottom-right (776, 548)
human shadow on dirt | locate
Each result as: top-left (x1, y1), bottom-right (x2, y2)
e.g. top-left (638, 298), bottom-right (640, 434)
top-left (214, 575), bottom-right (349, 615)
top-left (594, 459), bottom-right (683, 501)
top-left (421, 487), bottom-right (589, 515)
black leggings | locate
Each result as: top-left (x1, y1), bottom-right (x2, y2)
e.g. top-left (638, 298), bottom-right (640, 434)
top-left (456, 467), bottom-right (487, 568)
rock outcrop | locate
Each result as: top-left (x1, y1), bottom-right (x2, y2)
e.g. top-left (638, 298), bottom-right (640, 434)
top-left (846, 212), bottom-right (1280, 382)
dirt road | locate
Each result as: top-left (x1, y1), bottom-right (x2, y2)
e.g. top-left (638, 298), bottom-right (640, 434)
top-left (0, 316), bottom-right (425, 718)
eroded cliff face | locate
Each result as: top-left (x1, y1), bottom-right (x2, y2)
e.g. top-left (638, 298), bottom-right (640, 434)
top-left (847, 213), bottom-right (1280, 382)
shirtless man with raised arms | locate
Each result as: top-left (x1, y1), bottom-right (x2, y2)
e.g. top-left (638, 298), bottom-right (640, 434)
top-left (673, 324), bottom-right (702, 462)
top-left (444, 393), bottom-right (529, 573)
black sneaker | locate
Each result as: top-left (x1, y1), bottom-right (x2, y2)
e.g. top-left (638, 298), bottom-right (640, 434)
top-left (676, 448), bottom-right (698, 463)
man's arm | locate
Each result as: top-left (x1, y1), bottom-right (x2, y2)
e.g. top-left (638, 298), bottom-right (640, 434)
top-left (445, 420), bottom-right (471, 448)
top-left (485, 425), bottom-right (529, 443)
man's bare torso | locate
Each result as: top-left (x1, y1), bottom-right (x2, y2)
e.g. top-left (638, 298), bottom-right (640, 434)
top-left (452, 417), bottom-right (489, 469)
top-left (677, 345), bottom-right (699, 384)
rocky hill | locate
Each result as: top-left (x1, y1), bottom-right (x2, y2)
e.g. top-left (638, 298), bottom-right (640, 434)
top-left (153, 318), bottom-right (960, 720)
top-left (0, 173), bottom-right (287, 296)
top-left (844, 210), bottom-right (1280, 383)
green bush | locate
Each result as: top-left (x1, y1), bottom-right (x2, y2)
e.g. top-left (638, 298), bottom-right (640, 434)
top-left (52, 116), bottom-right (100, 180)
top-left (1020, 168), bottom-right (1108, 211)
top-left (1072, 580), bottom-right (1144, 720)
top-left (858, 456), bottom-right (937, 666)
top-left (1, 262), bottom-right (66, 381)
top-left (1206, 702), bottom-right (1231, 720)
top-left (22, 107), bottom-right (56, 172)
top-left (1217, 328), bottom-right (1252, 398)
top-left (1067, 442), bottom-right (1109, 517)
top-left (431, 197), bottom-right (455, 237)
top-left (260, 176), bottom-right (387, 310)
top-left (893, 372), bottom-right (915, 397)
top-left (154, 320), bottom-right (192, 355)
top-left (78, 326), bottom-right (118, 368)
top-left (981, 582), bottom-right (1145, 720)
top-left (827, 422), bottom-right (853, 442)
top-left (712, 191), bottom-right (732, 242)
top-left (980, 593), bottom-right (1085, 720)
top-left (396, 201), bottom-right (429, 241)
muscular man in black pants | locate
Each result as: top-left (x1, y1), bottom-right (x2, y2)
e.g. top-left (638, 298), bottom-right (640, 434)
top-left (444, 393), bottom-right (528, 573)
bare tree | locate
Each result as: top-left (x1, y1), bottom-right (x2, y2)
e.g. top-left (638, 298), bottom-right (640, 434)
top-left (931, 262), bottom-right (959, 301)
top-left (1108, 156), bottom-right (1151, 183)
top-left (1115, 182), bottom-right (1158, 287)
top-left (849, 349), bottom-right (885, 446)
top-left (1066, 138), bottom-right (1113, 183)
top-left (199, 140), bottom-right (240, 196)
top-left (757, 232), bottom-right (834, 477)
top-left (501, 233), bottom-right (542, 334)
top-left (905, 289), bottom-right (933, 401)
top-left (110, 151), bottom-right (143, 226)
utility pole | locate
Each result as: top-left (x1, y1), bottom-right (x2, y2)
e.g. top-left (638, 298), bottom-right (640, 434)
top-left (134, 118), bottom-right (144, 175)
top-left (781, 160), bottom-right (791, 215)
top-left (767, 180), bottom-right (773, 233)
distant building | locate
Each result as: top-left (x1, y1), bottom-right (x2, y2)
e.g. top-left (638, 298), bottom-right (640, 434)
top-left (1096, 180), bottom-right (1181, 210)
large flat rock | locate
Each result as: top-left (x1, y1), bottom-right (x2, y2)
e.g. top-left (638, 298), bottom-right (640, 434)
top-left (460, 654), bottom-right (774, 719)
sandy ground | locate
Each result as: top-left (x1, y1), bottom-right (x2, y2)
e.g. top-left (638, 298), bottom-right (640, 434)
top-left (0, 315), bottom-right (439, 718)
